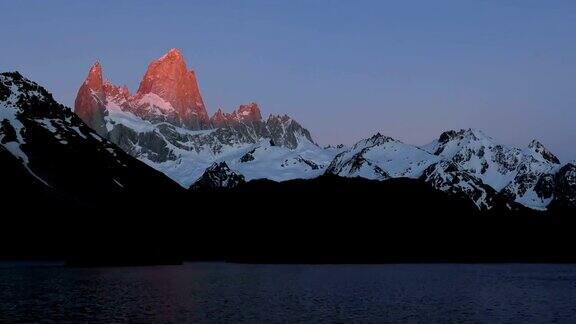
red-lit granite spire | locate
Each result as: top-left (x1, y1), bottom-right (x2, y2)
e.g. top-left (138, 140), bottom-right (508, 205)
top-left (135, 48), bottom-right (209, 129)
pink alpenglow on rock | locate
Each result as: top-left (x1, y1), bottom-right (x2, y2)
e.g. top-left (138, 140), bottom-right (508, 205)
top-left (75, 48), bottom-right (210, 130)
top-left (135, 48), bottom-right (209, 129)
top-left (209, 102), bottom-right (263, 127)
top-left (210, 108), bottom-right (231, 127)
top-left (74, 62), bottom-right (108, 135)
top-left (236, 103), bottom-right (262, 122)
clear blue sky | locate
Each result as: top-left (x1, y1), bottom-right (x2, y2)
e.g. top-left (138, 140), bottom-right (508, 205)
top-left (1, 0), bottom-right (575, 160)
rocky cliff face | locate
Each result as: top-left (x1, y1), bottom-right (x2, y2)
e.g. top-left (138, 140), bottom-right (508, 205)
top-left (73, 62), bottom-right (108, 136)
top-left (134, 48), bottom-right (209, 129)
top-left (190, 162), bottom-right (245, 189)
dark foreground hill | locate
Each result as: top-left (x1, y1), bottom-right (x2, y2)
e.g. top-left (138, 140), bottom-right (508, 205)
top-left (188, 175), bottom-right (576, 263)
top-left (0, 72), bottom-right (184, 264)
top-left (2, 162), bottom-right (576, 264)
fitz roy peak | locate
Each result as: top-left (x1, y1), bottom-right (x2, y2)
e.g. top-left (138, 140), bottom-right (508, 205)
top-left (74, 49), bottom-right (327, 187)
top-left (73, 49), bottom-right (575, 211)
top-left (75, 48), bottom-right (208, 131)
top-left (135, 48), bottom-right (209, 129)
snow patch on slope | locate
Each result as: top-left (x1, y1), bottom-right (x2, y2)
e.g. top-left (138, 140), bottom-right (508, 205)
top-left (422, 129), bottom-right (521, 191)
top-left (326, 133), bottom-right (439, 180)
top-left (0, 77), bottom-right (50, 186)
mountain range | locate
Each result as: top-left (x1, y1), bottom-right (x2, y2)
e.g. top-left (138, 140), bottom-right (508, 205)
top-left (1, 48), bottom-right (574, 213)
top-left (72, 49), bottom-right (575, 212)
top-left (2, 49), bottom-right (576, 263)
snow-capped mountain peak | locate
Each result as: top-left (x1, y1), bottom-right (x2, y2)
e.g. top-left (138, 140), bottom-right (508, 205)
top-left (74, 50), bottom-right (326, 188)
top-left (366, 132), bottom-right (396, 144)
top-left (499, 140), bottom-right (563, 209)
top-left (326, 132), bottom-right (438, 180)
top-left (327, 129), bottom-right (574, 211)
top-left (423, 128), bottom-right (521, 191)
top-left (70, 50), bottom-right (574, 212)
top-left (525, 139), bottom-right (560, 165)
top-left (428, 128), bottom-right (494, 156)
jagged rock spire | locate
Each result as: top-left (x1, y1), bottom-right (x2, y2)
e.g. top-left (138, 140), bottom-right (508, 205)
top-left (136, 48), bottom-right (209, 129)
top-left (74, 61), bottom-right (107, 135)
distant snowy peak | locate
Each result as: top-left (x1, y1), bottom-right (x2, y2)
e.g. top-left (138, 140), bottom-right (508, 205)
top-left (499, 140), bottom-right (562, 209)
top-left (421, 129), bottom-right (571, 209)
top-left (423, 128), bottom-right (521, 191)
top-left (427, 128), bottom-right (492, 156)
top-left (264, 114), bottom-right (314, 149)
top-left (421, 129), bottom-right (566, 210)
top-left (325, 130), bottom-right (575, 211)
top-left (325, 133), bottom-right (438, 180)
top-left (224, 138), bottom-right (337, 183)
top-left (356, 132), bottom-right (396, 148)
top-left (525, 139), bottom-right (560, 165)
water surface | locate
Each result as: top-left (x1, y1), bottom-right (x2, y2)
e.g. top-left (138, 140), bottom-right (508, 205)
top-left (1, 263), bottom-right (575, 322)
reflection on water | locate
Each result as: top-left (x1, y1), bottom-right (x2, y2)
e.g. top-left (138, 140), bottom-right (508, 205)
top-left (1, 263), bottom-right (576, 322)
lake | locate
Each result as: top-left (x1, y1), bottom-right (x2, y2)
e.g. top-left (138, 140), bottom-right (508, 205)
top-left (1, 263), bottom-right (575, 322)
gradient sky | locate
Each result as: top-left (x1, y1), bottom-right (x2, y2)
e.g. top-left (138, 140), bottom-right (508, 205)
top-left (1, 0), bottom-right (575, 160)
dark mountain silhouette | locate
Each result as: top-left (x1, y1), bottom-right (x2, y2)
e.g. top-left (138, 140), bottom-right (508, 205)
top-left (189, 175), bottom-right (576, 263)
top-left (1, 71), bottom-right (575, 264)
top-left (0, 72), bottom-right (184, 264)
